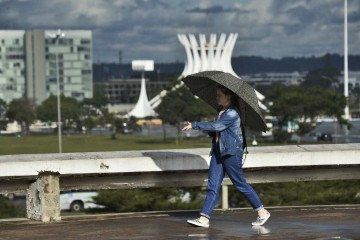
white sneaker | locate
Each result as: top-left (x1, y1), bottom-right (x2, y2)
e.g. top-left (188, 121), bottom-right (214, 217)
top-left (251, 212), bottom-right (270, 226)
top-left (187, 218), bottom-right (209, 228)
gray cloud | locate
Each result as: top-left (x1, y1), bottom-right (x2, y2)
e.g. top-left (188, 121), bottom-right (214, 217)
top-left (0, 0), bottom-right (359, 63)
top-left (186, 5), bottom-right (251, 14)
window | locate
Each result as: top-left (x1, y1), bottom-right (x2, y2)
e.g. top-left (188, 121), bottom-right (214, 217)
top-left (6, 55), bottom-right (24, 60)
top-left (72, 92), bottom-right (84, 98)
top-left (81, 69), bottom-right (91, 75)
top-left (80, 39), bottom-right (90, 45)
top-left (77, 46), bottom-right (90, 52)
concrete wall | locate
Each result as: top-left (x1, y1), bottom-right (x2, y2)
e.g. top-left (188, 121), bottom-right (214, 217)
top-left (1, 144), bottom-right (359, 178)
top-left (0, 143), bottom-right (359, 222)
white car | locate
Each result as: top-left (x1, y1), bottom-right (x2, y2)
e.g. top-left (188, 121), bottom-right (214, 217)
top-left (60, 192), bottom-right (105, 212)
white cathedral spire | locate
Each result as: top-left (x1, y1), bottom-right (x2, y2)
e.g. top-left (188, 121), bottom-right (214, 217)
top-left (127, 61), bottom-right (157, 118)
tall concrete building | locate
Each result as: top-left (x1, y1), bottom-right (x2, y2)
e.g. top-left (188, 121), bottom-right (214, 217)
top-left (0, 30), bottom-right (26, 103)
top-left (25, 30), bottom-right (47, 105)
top-left (0, 30), bottom-right (93, 105)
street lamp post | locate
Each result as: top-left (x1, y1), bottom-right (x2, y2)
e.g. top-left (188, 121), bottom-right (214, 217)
top-left (344, 0), bottom-right (350, 121)
top-left (49, 30), bottom-right (65, 153)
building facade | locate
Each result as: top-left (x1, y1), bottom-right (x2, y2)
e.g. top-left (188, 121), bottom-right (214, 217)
top-left (0, 30), bottom-right (93, 105)
top-left (339, 71), bottom-right (360, 89)
top-left (98, 78), bottom-right (169, 104)
top-left (243, 71), bottom-right (306, 86)
top-left (0, 30), bottom-right (26, 103)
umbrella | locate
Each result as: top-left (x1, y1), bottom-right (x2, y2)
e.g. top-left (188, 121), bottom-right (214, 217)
top-left (182, 71), bottom-right (267, 132)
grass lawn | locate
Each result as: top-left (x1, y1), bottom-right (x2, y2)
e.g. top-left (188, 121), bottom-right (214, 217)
top-left (0, 134), bottom-right (213, 155)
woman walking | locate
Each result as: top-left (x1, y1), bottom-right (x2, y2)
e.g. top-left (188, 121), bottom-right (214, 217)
top-left (182, 85), bottom-right (270, 228)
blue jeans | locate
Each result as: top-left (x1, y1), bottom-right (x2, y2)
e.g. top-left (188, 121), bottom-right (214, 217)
top-left (200, 144), bottom-right (263, 219)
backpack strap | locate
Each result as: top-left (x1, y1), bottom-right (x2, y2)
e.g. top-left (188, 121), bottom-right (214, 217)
top-left (240, 122), bottom-right (248, 154)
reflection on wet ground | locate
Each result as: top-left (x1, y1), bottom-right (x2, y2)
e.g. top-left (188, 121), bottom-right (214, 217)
top-left (0, 205), bottom-right (359, 239)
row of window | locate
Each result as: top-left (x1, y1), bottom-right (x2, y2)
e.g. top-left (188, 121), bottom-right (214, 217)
top-left (0, 39), bottom-right (20, 45)
top-left (45, 38), bottom-right (91, 46)
top-left (47, 69), bottom-right (92, 77)
top-left (46, 84), bottom-right (88, 91)
top-left (104, 83), bottom-right (166, 89)
top-left (45, 54), bottom-right (91, 61)
top-left (108, 96), bottom-right (137, 102)
top-left (45, 46), bottom-right (91, 53)
top-left (4, 55), bottom-right (24, 60)
top-left (107, 90), bottom-right (139, 95)
top-left (0, 69), bottom-right (25, 76)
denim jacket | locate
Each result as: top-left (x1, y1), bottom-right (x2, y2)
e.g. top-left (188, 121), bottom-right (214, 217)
top-left (191, 105), bottom-right (243, 157)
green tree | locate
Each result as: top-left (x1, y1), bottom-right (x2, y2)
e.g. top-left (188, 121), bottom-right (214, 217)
top-left (156, 85), bottom-right (215, 144)
top-left (94, 187), bottom-right (204, 212)
top-left (0, 98), bottom-right (8, 130)
top-left (266, 84), bottom-right (300, 129)
top-left (301, 53), bottom-right (341, 89)
top-left (37, 95), bottom-right (81, 130)
top-left (0, 196), bottom-right (25, 219)
top-left (82, 85), bottom-right (109, 109)
top-left (267, 85), bottom-right (347, 143)
top-left (7, 97), bottom-right (36, 135)
top-left (229, 180), bottom-right (360, 207)
top-left (79, 86), bottom-right (113, 133)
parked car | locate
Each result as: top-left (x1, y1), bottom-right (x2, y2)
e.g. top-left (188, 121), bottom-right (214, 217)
top-left (1, 192), bottom-right (26, 199)
top-left (317, 133), bottom-right (333, 142)
top-left (60, 192), bottom-right (105, 212)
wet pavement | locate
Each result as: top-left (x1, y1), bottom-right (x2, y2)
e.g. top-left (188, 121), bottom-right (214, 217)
top-left (0, 205), bottom-right (359, 240)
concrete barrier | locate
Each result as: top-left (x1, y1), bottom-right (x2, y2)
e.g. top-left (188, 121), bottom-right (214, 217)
top-left (1, 143), bottom-right (359, 222)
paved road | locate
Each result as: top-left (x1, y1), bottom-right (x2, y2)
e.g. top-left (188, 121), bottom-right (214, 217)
top-left (0, 206), bottom-right (359, 240)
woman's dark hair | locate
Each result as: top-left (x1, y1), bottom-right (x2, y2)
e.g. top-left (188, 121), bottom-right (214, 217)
top-left (217, 85), bottom-right (240, 112)
top-left (217, 85), bottom-right (248, 153)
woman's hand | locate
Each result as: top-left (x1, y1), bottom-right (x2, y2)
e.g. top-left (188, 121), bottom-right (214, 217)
top-left (181, 121), bottom-right (192, 131)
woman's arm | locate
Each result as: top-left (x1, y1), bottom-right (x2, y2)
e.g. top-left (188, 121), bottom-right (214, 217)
top-left (191, 109), bottom-right (239, 131)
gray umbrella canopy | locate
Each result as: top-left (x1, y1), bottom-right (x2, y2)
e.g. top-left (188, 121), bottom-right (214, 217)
top-left (182, 71), bottom-right (267, 132)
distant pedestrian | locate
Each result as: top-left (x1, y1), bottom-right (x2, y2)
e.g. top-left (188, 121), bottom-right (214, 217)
top-left (182, 85), bottom-right (270, 228)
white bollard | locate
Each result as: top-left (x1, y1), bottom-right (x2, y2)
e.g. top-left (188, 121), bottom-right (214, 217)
top-left (222, 185), bottom-right (229, 210)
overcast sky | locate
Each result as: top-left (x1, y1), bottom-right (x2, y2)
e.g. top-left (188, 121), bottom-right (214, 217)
top-left (0, 0), bottom-right (359, 63)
